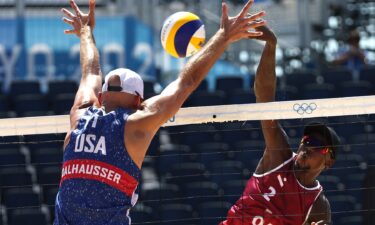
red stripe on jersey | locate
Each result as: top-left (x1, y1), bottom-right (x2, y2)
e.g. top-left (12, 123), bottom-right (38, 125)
top-left (60, 159), bottom-right (138, 197)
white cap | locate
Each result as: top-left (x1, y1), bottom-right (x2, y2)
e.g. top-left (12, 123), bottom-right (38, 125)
top-left (102, 68), bottom-right (144, 99)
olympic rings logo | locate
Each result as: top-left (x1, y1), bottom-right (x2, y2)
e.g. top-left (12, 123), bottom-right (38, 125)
top-left (293, 103), bottom-right (317, 115)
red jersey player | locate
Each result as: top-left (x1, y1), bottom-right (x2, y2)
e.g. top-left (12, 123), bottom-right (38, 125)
top-left (221, 26), bottom-right (340, 225)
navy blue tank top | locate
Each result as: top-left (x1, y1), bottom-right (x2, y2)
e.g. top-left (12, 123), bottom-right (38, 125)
top-left (54, 106), bottom-right (141, 225)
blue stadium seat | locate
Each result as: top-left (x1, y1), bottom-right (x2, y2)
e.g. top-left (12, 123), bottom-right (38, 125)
top-left (339, 215), bottom-right (363, 225)
top-left (284, 71), bottom-right (317, 87)
top-left (198, 201), bottom-right (232, 225)
top-left (143, 79), bottom-right (157, 98)
top-left (275, 86), bottom-right (299, 101)
top-left (321, 68), bottom-right (353, 85)
top-left (0, 148), bottom-right (26, 166)
top-left (195, 79), bottom-right (208, 92)
top-left (215, 76), bottom-right (244, 92)
top-left (42, 185), bottom-right (58, 206)
top-left (329, 195), bottom-right (359, 223)
top-left (188, 90), bottom-right (226, 107)
top-left (9, 81), bottom-right (41, 97)
top-left (13, 94), bottom-right (49, 117)
top-left (7, 208), bottom-right (48, 225)
top-left (221, 129), bottom-right (254, 145)
top-left (318, 175), bottom-right (344, 195)
top-left (24, 134), bottom-right (65, 151)
top-left (30, 147), bottom-right (63, 168)
top-left (184, 181), bottom-right (221, 207)
top-left (3, 187), bottom-right (40, 209)
top-left (130, 204), bottom-right (154, 224)
top-left (159, 203), bottom-right (195, 225)
top-left (332, 154), bottom-right (366, 177)
top-left (48, 80), bottom-right (78, 99)
top-left (339, 81), bottom-right (373, 97)
top-left (208, 160), bottom-right (244, 186)
top-left (302, 83), bottom-right (337, 99)
top-left (166, 162), bottom-right (208, 185)
top-left (359, 66), bottom-right (375, 84)
top-left (196, 142), bottom-right (230, 164)
top-left (0, 95), bottom-right (10, 116)
top-left (0, 166), bottom-right (33, 187)
top-left (227, 89), bottom-right (256, 104)
top-left (233, 140), bottom-right (264, 169)
top-left (221, 179), bottom-right (247, 204)
top-left (157, 144), bottom-right (193, 175)
top-left (37, 165), bottom-right (61, 186)
top-left (52, 93), bottom-right (75, 115)
top-left (142, 184), bottom-right (182, 208)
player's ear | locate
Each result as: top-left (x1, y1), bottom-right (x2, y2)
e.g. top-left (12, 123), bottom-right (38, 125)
top-left (324, 157), bottom-right (335, 170)
top-left (98, 92), bottom-right (103, 105)
top-left (132, 95), bottom-right (141, 109)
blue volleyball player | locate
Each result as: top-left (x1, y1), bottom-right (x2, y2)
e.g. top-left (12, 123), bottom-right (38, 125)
top-left (56, 0), bottom-right (266, 224)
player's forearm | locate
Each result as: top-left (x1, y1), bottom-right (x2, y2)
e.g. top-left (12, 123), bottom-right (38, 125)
top-left (179, 29), bottom-right (229, 91)
top-left (80, 25), bottom-right (101, 80)
top-left (254, 41), bottom-right (276, 102)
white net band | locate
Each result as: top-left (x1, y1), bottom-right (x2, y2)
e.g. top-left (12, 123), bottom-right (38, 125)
top-left (1, 95), bottom-right (375, 136)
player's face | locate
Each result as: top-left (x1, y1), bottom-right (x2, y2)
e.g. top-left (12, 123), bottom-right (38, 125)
top-left (295, 133), bottom-right (334, 172)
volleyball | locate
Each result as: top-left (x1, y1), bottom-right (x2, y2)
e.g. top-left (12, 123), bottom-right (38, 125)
top-left (160, 11), bottom-right (206, 58)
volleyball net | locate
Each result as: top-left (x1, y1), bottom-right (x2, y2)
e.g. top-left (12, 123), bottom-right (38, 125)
top-left (1, 96), bottom-right (375, 225)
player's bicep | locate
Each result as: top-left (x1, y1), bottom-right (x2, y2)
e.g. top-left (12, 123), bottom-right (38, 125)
top-left (131, 78), bottom-right (191, 132)
top-left (261, 120), bottom-right (292, 161)
top-left (69, 75), bottom-right (101, 128)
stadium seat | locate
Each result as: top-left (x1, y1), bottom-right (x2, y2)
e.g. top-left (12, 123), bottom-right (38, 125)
top-left (215, 76), bottom-right (244, 92)
top-left (196, 142), bottom-right (230, 164)
top-left (275, 86), bottom-right (299, 101)
top-left (143, 79), bottom-right (157, 96)
top-left (9, 81), bottom-right (41, 97)
top-left (0, 147), bottom-right (26, 166)
top-left (208, 160), bottom-right (244, 186)
top-left (339, 81), bottom-right (373, 97)
top-left (24, 134), bottom-right (65, 151)
top-left (159, 204), bottom-right (196, 225)
top-left (339, 215), bottom-right (363, 225)
top-left (321, 68), bottom-right (353, 85)
top-left (29, 147), bottom-right (63, 167)
top-left (188, 90), bottom-right (226, 107)
top-left (0, 166), bottom-right (33, 187)
top-left (227, 89), bottom-right (256, 104)
top-left (130, 204), bottom-right (154, 224)
top-left (329, 195), bottom-right (359, 223)
top-left (233, 140), bottom-right (264, 169)
top-left (0, 95), bottom-right (9, 114)
top-left (284, 71), bottom-right (317, 87)
top-left (184, 181), bottom-right (221, 207)
top-left (42, 185), bottom-right (58, 206)
top-left (7, 208), bottom-right (48, 225)
top-left (302, 83), bottom-right (337, 99)
top-left (359, 66), bottom-right (375, 84)
top-left (221, 179), bottom-right (247, 204)
top-left (157, 144), bottom-right (193, 174)
top-left (36, 165), bottom-right (61, 186)
top-left (48, 80), bottom-right (78, 99)
top-left (332, 154), bottom-right (366, 177)
top-left (195, 79), bottom-right (208, 92)
top-left (198, 201), bottom-right (232, 225)
top-left (13, 94), bottom-right (49, 117)
top-left (166, 162), bottom-right (208, 186)
top-left (2, 187), bottom-right (40, 209)
top-left (51, 93), bottom-right (75, 115)
top-left (318, 175), bottom-right (344, 195)
top-left (141, 184), bottom-right (182, 208)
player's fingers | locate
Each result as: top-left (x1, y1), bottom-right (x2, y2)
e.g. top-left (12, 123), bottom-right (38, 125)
top-left (62, 17), bottom-right (74, 26)
top-left (89, 0), bottom-right (96, 13)
top-left (61, 8), bottom-right (75, 19)
top-left (247, 30), bottom-right (263, 37)
top-left (64, 29), bottom-right (76, 35)
top-left (246, 19), bottom-right (267, 29)
top-left (70, 0), bottom-right (82, 18)
top-left (221, 1), bottom-right (228, 28)
top-left (245, 11), bottom-right (266, 22)
top-left (239, 0), bottom-right (254, 18)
